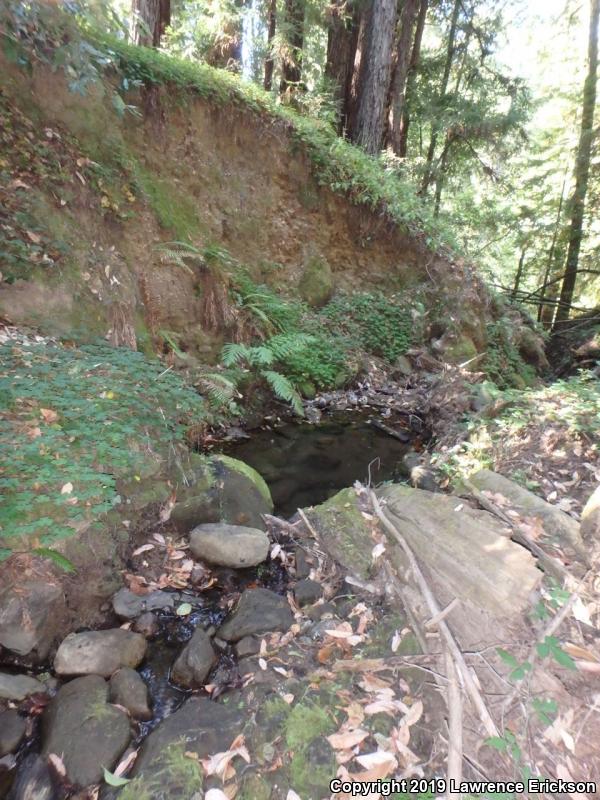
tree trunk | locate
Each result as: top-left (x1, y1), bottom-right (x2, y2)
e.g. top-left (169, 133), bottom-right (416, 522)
top-left (280, 0), bottom-right (305, 95)
top-left (538, 171), bottom-right (568, 324)
top-left (207, 1), bottom-right (246, 72)
top-left (420, 0), bottom-right (460, 194)
top-left (554, 0), bottom-right (599, 327)
top-left (264, 0), bottom-right (277, 90)
top-left (386, 0), bottom-right (420, 154)
top-left (398, 0), bottom-right (428, 157)
top-left (131, 0), bottom-right (170, 47)
top-left (325, 0), bottom-right (361, 133)
top-left (512, 248), bottom-right (527, 300)
top-left (347, 0), bottom-right (399, 155)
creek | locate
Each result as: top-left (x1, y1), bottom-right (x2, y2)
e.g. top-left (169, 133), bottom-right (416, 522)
top-left (222, 410), bottom-right (415, 517)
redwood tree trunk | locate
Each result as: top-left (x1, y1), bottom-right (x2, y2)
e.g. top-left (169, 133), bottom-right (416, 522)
top-left (398, 0), bottom-right (428, 157)
top-left (280, 0), bottom-right (306, 95)
top-left (554, 0), bottom-right (599, 327)
top-left (264, 0), bottom-right (277, 90)
top-left (131, 0), bottom-right (170, 47)
top-left (347, 0), bottom-right (398, 155)
top-left (386, 0), bottom-right (420, 154)
top-left (325, 0), bottom-right (361, 133)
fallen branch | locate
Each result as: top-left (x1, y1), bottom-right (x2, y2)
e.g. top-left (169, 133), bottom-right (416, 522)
top-left (445, 650), bottom-right (463, 799)
top-left (370, 490), bottom-right (499, 737)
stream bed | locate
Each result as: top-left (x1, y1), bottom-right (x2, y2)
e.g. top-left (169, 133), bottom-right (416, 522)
top-left (222, 410), bottom-right (415, 516)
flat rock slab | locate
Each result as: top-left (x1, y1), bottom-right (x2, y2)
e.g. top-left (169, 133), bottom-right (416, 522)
top-left (294, 579), bottom-right (323, 606)
top-left (0, 672), bottom-right (45, 701)
top-left (54, 629), bottom-right (147, 677)
top-left (109, 667), bottom-right (152, 721)
top-left (469, 469), bottom-right (586, 561)
top-left (217, 588), bottom-right (294, 642)
top-left (112, 588), bottom-right (175, 620)
top-left (0, 709), bottom-right (26, 756)
top-left (171, 628), bottom-right (216, 689)
top-left (42, 675), bottom-right (130, 787)
top-left (189, 523), bottom-right (269, 568)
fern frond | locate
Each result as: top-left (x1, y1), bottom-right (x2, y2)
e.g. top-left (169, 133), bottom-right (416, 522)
top-left (221, 342), bottom-right (251, 367)
top-left (155, 241), bottom-right (205, 275)
top-left (262, 370), bottom-right (304, 416)
top-left (250, 346), bottom-right (276, 366)
top-left (197, 373), bottom-right (237, 408)
top-left (268, 333), bottom-right (314, 361)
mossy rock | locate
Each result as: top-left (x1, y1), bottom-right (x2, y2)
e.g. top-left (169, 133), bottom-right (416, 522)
top-left (442, 333), bottom-right (479, 365)
top-left (170, 453), bottom-right (273, 533)
top-left (298, 256), bottom-right (334, 308)
top-left (304, 488), bottom-right (371, 579)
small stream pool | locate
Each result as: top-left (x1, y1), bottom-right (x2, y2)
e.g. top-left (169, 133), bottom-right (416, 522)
top-left (222, 411), bottom-right (414, 516)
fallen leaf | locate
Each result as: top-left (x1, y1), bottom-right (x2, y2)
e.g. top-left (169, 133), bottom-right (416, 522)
top-left (327, 728), bottom-right (369, 750)
top-left (60, 482), bottom-right (73, 495)
top-left (354, 749), bottom-right (398, 779)
top-left (47, 753), bottom-right (66, 777)
top-left (40, 408), bottom-right (58, 423)
top-left (26, 230), bottom-right (41, 244)
top-left (132, 543), bottom-right (155, 557)
top-left (391, 630), bottom-right (402, 652)
top-left (286, 791), bottom-right (302, 800)
top-left (205, 790), bottom-right (230, 800)
top-left (114, 749), bottom-right (138, 776)
top-left (176, 602), bottom-right (192, 616)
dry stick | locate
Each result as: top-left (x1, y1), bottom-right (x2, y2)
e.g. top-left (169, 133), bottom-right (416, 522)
top-left (445, 650), bottom-right (463, 799)
top-left (370, 490), bottom-right (499, 738)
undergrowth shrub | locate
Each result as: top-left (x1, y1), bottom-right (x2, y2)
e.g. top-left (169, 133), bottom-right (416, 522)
top-left (0, 340), bottom-right (205, 560)
top-left (484, 321), bottom-right (537, 389)
top-left (321, 292), bottom-right (413, 361)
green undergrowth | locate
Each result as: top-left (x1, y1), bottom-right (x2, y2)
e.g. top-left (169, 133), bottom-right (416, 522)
top-left (0, 339), bottom-right (205, 560)
top-left (484, 320), bottom-right (538, 389)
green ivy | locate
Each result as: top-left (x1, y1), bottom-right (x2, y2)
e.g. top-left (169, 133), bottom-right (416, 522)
top-left (0, 340), bottom-right (205, 559)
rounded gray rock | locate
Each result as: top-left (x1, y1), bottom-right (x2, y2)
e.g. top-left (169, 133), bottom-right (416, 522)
top-left (54, 629), bottom-right (147, 677)
top-left (0, 672), bottom-right (45, 701)
top-left (190, 523), bottom-right (269, 568)
top-left (217, 588), bottom-right (294, 642)
top-left (171, 628), bottom-right (216, 689)
top-left (0, 710), bottom-right (26, 756)
top-left (109, 667), bottom-right (152, 721)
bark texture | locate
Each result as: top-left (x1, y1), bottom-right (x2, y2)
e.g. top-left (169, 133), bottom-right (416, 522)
top-left (131, 0), bottom-right (170, 47)
top-left (263, 0), bottom-right (277, 90)
top-left (554, 0), bottom-right (599, 326)
top-left (347, 0), bottom-right (399, 154)
top-left (386, 0), bottom-right (420, 153)
top-left (280, 0), bottom-right (306, 94)
top-left (398, 0), bottom-right (428, 157)
top-left (325, 0), bottom-right (361, 133)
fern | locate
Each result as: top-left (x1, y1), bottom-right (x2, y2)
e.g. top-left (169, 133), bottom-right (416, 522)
top-left (263, 370), bottom-right (304, 416)
top-left (197, 372), bottom-right (237, 409)
top-left (158, 329), bottom-right (187, 359)
top-left (155, 241), bottom-right (206, 275)
top-left (222, 342), bottom-right (251, 367)
top-left (268, 332), bottom-right (314, 361)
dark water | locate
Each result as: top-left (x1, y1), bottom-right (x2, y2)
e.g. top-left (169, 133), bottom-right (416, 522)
top-left (223, 411), bottom-right (413, 516)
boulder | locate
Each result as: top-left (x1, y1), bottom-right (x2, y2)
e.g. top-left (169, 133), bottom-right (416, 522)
top-left (171, 454), bottom-right (273, 533)
top-left (294, 579), bottom-right (323, 607)
top-left (468, 469), bottom-right (587, 563)
top-left (189, 523), bottom-right (269, 568)
top-left (133, 612), bottom-right (160, 638)
top-left (54, 629), bottom-right (147, 678)
top-left (109, 667), bottom-right (152, 721)
top-left (123, 698), bottom-right (243, 798)
top-left (217, 588), bottom-right (294, 642)
top-left (0, 580), bottom-right (65, 659)
top-left (171, 628), bottom-right (216, 689)
top-left (0, 710), bottom-right (26, 756)
top-left (41, 675), bottom-right (130, 787)
top-left (0, 672), bottom-right (45, 701)
top-left (112, 588), bottom-right (175, 620)
top-left (298, 256), bottom-right (334, 308)
top-left (234, 636), bottom-right (261, 659)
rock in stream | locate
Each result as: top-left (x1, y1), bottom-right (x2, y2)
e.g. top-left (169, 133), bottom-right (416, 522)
top-left (217, 588), bottom-right (294, 642)
top-left (189, 523), bottom-right (269, 568)
top-left (54, 629), bottom-right (147, 677)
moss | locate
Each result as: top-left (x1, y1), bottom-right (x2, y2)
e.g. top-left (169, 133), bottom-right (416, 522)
top-left (238, 774), bottom-right (272, 800)
top-left (134, 165), bottom-right (200, 239)
top-left (289, 737), bottom-right (336, 797)
top-left (285, 702), bottom-right (335, 750)
top-left (298, 256), bottom-right (334, 308)
top-left (213, 454), bottom-right (273, 508)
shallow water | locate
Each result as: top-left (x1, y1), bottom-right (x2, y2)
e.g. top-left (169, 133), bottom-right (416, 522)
top-left (223, 411), bottom-right (413, 516)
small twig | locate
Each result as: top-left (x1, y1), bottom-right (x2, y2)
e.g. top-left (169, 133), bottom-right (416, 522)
top-left (371, 490), bottom-right (499, 737)
top-left (297, 508), bottom-right (319, 539)
top-left (446, 650), bottom-right (463, 799)
top-left (426, 599), bottom-right (459, 629)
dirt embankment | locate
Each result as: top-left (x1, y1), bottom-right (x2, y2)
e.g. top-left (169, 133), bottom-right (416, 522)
top-left (0, 50), bottom-right (490, 361)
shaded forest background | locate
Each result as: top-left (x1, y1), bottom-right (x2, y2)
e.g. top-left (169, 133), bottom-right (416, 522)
top-left (112, 0), bottom-right (600, 331)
